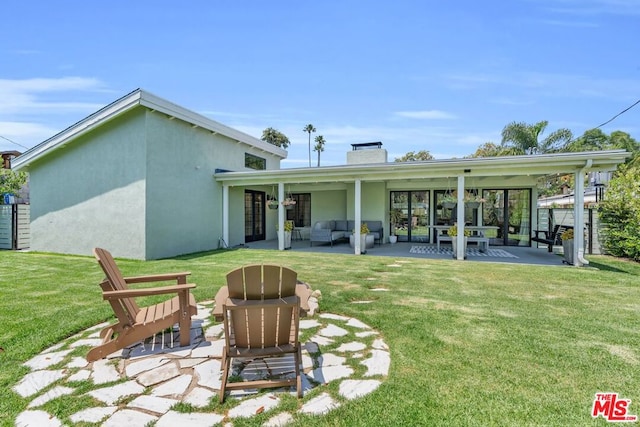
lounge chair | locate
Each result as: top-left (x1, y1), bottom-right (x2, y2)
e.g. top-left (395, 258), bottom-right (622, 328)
top-left (219, 264), bottom-right (302, 402)
top-left (86, 247), bottom-right (197, 362)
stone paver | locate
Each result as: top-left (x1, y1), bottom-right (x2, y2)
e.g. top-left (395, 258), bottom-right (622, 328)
top-left (69, 406), bottom-right (118, 423)
top-left (13, 300), bottom-right (391, 425)
top-left (339, 379), bottom-right (382, 399)
top-left (228, 393), bottom-right (281, 418)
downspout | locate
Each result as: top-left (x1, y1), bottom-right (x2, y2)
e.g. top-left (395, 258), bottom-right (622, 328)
top-left (574, 159), bottom-right (592, 266)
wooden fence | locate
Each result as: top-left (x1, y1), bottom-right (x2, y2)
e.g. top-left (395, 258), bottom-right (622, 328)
top-left (0, 204), bottom-right (30, 250)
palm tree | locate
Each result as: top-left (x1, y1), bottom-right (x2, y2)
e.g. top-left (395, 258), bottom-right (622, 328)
top-left (261, 127), bottom-right (290, 149)
top-left (313, 135), bottom-right (325, 167)
top-left (303, 124), bottom-right (316, 167)
top-left (501, 120), bottom-right (572, 155)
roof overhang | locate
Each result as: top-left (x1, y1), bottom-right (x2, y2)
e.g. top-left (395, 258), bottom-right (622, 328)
top-left (12, 89), bottom-right (287, 171)
top-left (214, 150), bottom-right (630, 186)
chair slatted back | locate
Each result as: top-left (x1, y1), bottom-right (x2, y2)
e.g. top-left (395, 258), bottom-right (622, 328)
top-left (224, 296), bottom-right (299, 349)
top-left (94, 248), bottom-right (140, 325)
top-left (225, 264), bottom-right (297, 301)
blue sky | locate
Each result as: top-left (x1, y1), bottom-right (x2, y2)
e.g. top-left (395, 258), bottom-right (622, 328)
top-left (2, 0), bottom-right (639, 167)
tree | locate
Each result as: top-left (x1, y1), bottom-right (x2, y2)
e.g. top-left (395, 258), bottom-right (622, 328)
top-left (501, 120), bottom-right (572, 155)
top-left (468, 142), bottom-right (504, 158)
top-left (261, 127), bottom-right (290, 149)
top-left (0, 169), bottom-right (27, 197)
top-left (303, 124), bottom-right (316, 167)
top-left (565, 128), bottom-right (608, 152)
top-left (598, 162), bottom-right (640, 261)
top-left (394, 150), bottom-right (434, 162)
top-left (313, 135), bottom-right (325, 167)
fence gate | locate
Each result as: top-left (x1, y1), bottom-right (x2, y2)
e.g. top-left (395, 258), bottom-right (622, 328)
top-left (0, 204), bottom-right (30, 250)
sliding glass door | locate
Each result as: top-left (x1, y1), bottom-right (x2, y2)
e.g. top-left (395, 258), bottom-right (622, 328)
top-left (481, 189), bottom-right (531, 246)
top-left (390, 191), bottom-right (430, 242)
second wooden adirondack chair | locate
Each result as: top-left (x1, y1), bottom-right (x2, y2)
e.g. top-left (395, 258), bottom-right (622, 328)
top-left (219, 264), bottom-right (303, 402)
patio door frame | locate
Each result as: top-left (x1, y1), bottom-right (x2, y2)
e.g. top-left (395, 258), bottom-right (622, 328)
top-left (244, 190), bottom-right (265, 243)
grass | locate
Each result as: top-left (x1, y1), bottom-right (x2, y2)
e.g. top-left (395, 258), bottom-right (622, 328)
top-left (1, 249), bottom-right (639, 426)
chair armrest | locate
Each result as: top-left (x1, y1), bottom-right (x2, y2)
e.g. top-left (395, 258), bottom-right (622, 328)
top-left (124, 272), bottom-right (191, 284)
top-left (103, 283), bottom-right (196, 300)
top-left (213, 286), bottom-right (230, 321)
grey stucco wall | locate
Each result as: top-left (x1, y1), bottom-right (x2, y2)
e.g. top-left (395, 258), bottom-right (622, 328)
top-left (28, 110), bottom-right (147, 259)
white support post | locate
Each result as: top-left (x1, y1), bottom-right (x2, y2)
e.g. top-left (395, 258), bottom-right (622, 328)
top-left (574, 170), bottom-right (587, 266)
top-left (456, 176), bottom-right (465, 260)
top-left (222, 184), bottom-right (229, 248)
top-left (355, 179), bottom-right (362, 255)
top-left (278, 182), bottom-right (285, 251)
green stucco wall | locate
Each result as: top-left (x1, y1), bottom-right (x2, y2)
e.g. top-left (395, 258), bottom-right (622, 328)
top-left (27, 106), bottom-right (283, 259)
top-left (28, 110), bottom-right (147, 258)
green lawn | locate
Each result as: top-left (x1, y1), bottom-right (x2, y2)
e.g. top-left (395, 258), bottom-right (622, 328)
top-left (1, 249), bottom-right (639, 426)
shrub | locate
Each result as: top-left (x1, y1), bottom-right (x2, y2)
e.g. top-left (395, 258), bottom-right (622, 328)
top-left (598, 164), bottom-right (640, 261)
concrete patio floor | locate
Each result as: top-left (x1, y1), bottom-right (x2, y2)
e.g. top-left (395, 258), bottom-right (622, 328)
top-left (243, 239), bottom-right (569, 267)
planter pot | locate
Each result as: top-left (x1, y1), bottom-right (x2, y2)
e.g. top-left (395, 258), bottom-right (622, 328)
top-left (284, 204), bottom-right (295, 210)
top-left (389, 235), bottom-right (398, 244)
top-left (443, 201), bottom-right (456, 209)
top-left (562, 239), bottom-right (574, 264)
top-left (279, 231), bottom-right (292, 249)
top-left (451, 236), bottom-right (468, 259)
top-left (268, 202), bottom-right (279, 210)
top-left (466, 201), bottom-right (481, 209)
top-left (349, 234), bottom-right (374, 253)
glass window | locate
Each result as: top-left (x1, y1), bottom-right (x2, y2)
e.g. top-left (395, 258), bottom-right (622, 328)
top-left (286, 193), bottom-right (311, 227)
top-left (245, 153), bottom-right (266, 170)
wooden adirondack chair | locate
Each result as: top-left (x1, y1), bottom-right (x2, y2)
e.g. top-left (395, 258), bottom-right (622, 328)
top-left (219, 264), bottom-right (302, 402)
top-left (87, 247), bottom-right (198, 362)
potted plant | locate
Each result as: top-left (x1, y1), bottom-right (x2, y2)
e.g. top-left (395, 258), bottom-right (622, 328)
top-left (442, 193), bottom-right (457, 209)
top-left (448, 224), bottom-right (470, 258)
top-left (281, 198), bottom-right (297, 210)
top-left (268, 199), bottom-right (279, 210)
top-left (276, 220), bottom-right (294, 249)
top-left (561, 228), bottom-right (574, 264)
top-left (389, 208), bottom-right (403, 244)
top-left (463, 191), bottom-right (485, 209)
top-left (349, 223), bottom-right (372, 253)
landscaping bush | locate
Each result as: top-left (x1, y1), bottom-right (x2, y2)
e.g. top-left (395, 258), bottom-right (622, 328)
top-left (598, 163), bottom-right (640, 261)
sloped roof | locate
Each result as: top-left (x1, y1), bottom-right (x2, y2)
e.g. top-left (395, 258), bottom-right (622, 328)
top-left (12, 89), bottom-right (287, 171)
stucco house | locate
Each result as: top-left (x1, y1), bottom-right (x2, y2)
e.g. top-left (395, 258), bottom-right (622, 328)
top-left (13, 89), bottom-right (629, 265)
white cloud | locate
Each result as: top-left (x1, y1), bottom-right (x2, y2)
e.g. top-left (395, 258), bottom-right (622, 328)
top-left (0, 77), bottom-right (106, 114)
top-left (394, 110), bottom-right (457, 120)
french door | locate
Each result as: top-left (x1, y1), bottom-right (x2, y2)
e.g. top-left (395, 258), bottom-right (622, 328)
top-left (390, 191), bottom-right (430, 242)
top-left (244, 190), bottom-right (265, 242)
top-left (481, 189), bottom-right (531, 246)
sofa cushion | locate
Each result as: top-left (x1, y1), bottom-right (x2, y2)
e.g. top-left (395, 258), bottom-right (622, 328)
top-left (335, 220), bottom-right (348, 231)
top-left (314, 221), bottom-right (331, 230)
top-left (347, 220), bottom-right (355, 232)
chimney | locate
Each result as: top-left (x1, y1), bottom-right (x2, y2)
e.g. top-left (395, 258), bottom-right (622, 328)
top-left (346, 142), bottom-right (387, 165)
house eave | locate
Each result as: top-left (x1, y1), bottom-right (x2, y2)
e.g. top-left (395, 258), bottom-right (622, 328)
top-left (214, 150), bottom-right (630, 186)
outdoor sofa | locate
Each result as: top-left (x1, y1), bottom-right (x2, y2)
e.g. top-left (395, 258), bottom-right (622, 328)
top-left (310, 220), bottom-right (383, 246)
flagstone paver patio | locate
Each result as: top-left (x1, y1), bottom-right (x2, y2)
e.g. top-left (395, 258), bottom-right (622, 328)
top-left (14, 298), bottom-right (389, 426)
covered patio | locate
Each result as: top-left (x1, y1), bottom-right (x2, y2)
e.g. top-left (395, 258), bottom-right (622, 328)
top-left (216, 149), bottom-right (628, 266)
